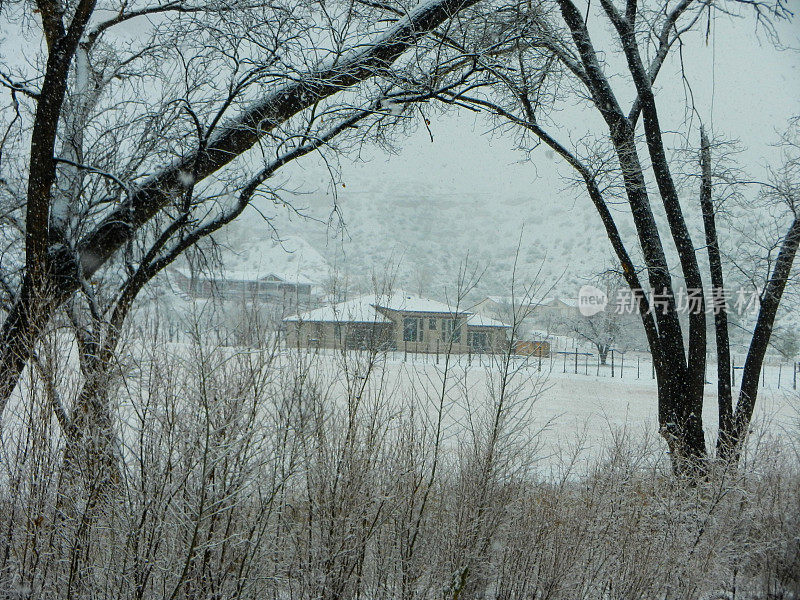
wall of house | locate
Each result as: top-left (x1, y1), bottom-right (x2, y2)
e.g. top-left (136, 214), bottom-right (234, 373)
top-left (377, 309), bottom-right (472, 354)
top-left (467, 326), bottom-right (509, 353)
top-left (285, 313), bottom-right (510, 355)
top-left (173, 269), bottom-right (312, 308)
top-left (285, 321), bottom-right (394, 351)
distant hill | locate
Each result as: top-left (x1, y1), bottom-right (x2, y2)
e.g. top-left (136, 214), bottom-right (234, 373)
top-left (219, 177), bottom-right (796, 351)
top-left (247, 179), bottom-right (617, 300)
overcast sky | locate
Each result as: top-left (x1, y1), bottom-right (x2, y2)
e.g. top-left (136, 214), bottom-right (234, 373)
top-left (262, 6), bottom-right (799, 220)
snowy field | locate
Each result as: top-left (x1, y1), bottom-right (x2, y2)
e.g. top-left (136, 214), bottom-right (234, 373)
top-left (7, 335), bottom-right (796, 476)
top-left (250, 346), bottom-right (800, 471)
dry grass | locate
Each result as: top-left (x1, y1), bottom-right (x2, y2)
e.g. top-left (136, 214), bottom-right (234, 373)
top-left (0, 321), bottom-right (797, 600)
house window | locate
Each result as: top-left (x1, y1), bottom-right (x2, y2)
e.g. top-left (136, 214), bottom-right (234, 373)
top-left (470, 331), bottom-right (489, 351)
top-left (441, 318), bottom-right (462, 343)
top-left (429, 318), bottom-right (437, 330)
top-left (403, 318), bottom-right (418, 342)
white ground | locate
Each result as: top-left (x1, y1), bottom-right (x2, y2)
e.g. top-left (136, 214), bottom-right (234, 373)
top-left (5, 337), bottom-right (797, 477)
top-left (280, 347), bottom-right (799, 473)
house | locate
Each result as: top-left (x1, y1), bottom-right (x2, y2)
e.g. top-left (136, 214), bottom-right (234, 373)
top-left (465, 313), bottom-right (515, 353)
top-left (169, 235), bottom-right (329, 312)
top-left (284, 291), bottom-right (510, 353)
top-left (171, 266), bottom-right (315, 305)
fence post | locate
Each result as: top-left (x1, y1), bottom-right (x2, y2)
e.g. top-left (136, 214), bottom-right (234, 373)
top-left (584, 353), bottom-right (588, 375)
top-left (596, 355), bottom-right (600, 376)
top-left (637, 355), bottom-right (640, 379)
top-left (620, 354), bottom-right (624, 378)
top-left (574, 348), bottom-right (578, 374)
top-left (436, 339), bottom-right (440, 365)
top-left (562, 352), bottom-right (567, 374)
top-left (404, 341), bottom-right (407, 362)
top-left (538, 349), bottom-right (542, 372)
top-left (794, 361), bottom-right (797, 390)
top-left (611, 350), bottom-right (615, 378)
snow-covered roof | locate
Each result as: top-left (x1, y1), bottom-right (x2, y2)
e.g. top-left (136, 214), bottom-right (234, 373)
top-left (285, 290), bottom-right (483, 324)
top-left (284, 295), bottom-right (393, 324)
top-left (466, 313), bottom-right (511, 328)
top-left (553, 298), bottom-right (578, 307)
top-left (224, 268), bottom-right (316, 285)
top-left (374, 290), bottom-right (467, 314)
top-left (215, 235), bottom-right (329, 285)
top-left (484, 295), bottom-right (578, 309)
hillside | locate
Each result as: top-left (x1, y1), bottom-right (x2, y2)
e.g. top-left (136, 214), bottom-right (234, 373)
top-left (237, 178), bottom-right (620, 300)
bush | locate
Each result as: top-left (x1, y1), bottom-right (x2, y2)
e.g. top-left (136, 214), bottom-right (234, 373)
top-left (0, 323), bottom-right (797, 600)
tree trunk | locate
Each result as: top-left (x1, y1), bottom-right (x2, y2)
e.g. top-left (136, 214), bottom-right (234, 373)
top-left (698, 127), bottom-right (734, 456)
top-left (598, 345), bottom-right (609, 365)
top-left (611, 132), bottom-right (707, 472)
top-left (652, 324), bottom-right (707, 476)
top-left (0, 0), bottom-right (481, 411)
top-left (64, 383), bottom-right (121, 493)
top-left (725, 216), bottom-right (800, 461)
top-left (556, 0), bottom-right (707, 472)
top-left (0, 0), bottom-right (98, 413)
top-left (0, 286), bottom-right (55, 409)
top-left (602, 0), bottom-right (708, 407)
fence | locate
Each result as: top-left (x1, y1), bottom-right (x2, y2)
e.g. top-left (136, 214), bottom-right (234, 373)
top-left (293, 342), bottom-right (800, 391)
top-left (128, 318), bottom-right (800, 391)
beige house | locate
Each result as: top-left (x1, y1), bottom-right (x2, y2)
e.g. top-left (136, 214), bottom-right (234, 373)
top-left (284, 291), bottom-right (510, 353)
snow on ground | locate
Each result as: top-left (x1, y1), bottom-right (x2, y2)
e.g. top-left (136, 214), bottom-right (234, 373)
top-left (5, 333), bottom-right (797, 478)
top-left (270, 347), bottom-right (799, 473)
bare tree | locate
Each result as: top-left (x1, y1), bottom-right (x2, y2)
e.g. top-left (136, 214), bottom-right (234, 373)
top-left (564, 270), bottom-right (638, 364)
top-left (0, 0), bottom-right (484, 419)
top-left (390, 0), bottom-right (797, 473)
